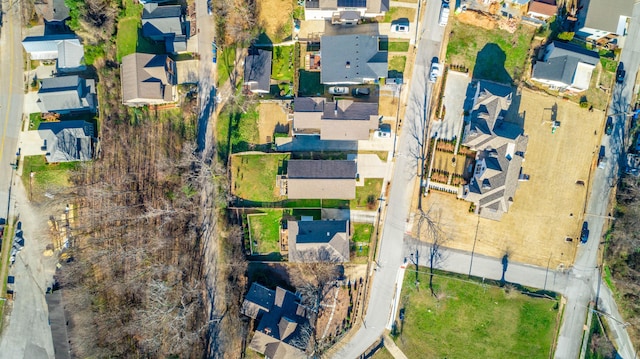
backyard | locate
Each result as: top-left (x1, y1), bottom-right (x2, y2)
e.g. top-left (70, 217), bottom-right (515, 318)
top-left (395, 270), bottom-right (559, 358)
top-left (115, 0), bottom-right (163, 61)
top-left (298, 70), bottom-right (324, 97)
top-left (216, 105), bottom-right (261, 162)
top-left (446, 19), bottom-right (535, 84)
top-left (272, 45), bottom-right (295, 82)
top-left (231, 153), bottom-right (289, 203)
top-left (247, 209), bottom-right (283, 255)
top-left (21, 155), bottom-right (79, 202)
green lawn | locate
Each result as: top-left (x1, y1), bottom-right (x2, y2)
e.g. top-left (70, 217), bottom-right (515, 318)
top-left (446, 19), bottom-right (535, 84)
top-left (21, 155), bottom-right (79, 201)
top-left (352, 223), bottom-right (373, 243)
top-left (389, 55), bottom-right (406, 78)
top-left (29, 113), bottom-right (42, 130)
top-left (232, 153), bottom-right (289, 202)
top-left (116, 17), bottom-right (140, 62)
top-left (351, 178), bottom-right (383, 210)
top-left (116, 0), bottom-right (165, 61)
top-left (216, 106), bottom-right (261, 162)
top-left (383, 7), bottom-right (416, 23)
top-left (298, 70), bottom-right (324, 97)
top-left (272, 45), bottom-right (295, 82)
top-left (217, 45), bottom-right (237, 87)
top-left (248, 209), bottom-right (283, 254)
top-left (371, 347), bottom-right (395, 359)
top-left (388, 41), bottom-right (410, 52)
top-left (396, 271), bottom-right (558, 358)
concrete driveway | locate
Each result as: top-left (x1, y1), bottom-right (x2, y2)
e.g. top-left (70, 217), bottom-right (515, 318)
top-left (23, 93), bottom-right (40, 114)
top-left (350, 153), bottom-right (390, 184)
top-left (18, 131), bottom-right (46, 157)
top-left (430, 70), bottom-right (471, 140)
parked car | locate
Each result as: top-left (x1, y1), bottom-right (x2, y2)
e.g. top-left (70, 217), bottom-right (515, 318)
top-left (605, 116), bottom-right (613, 135)
top-left (328, 86), bottom-right (349, 95)
top-left (352, 87), bottom-right (370, 96)
top-left (616, 62), bottom-right (626, 84)
top-left (438, 3), bottom-right (450, 26)
top-left (391, 21), bottom-right (409, 33)
top-left (429, 59), bottom-right (441, 83)
top-left (580, 221), bottom-right (589, 243)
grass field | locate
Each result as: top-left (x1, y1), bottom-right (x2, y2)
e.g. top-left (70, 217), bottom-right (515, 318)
top-left (396, 270), bottom-right (558, 358)
top-left (231, 153), bottom-right (289, 202)
top-left (352, 178), bottom-right (383, 210)
top-left (388, 41), bottom-right (410, 52)
top-left (217, 45), bottom-right (238, 87)
top-left (446, 20), bottom-right (534, 84)
top-left (352, 223), bottom-right (373, 243)
top-left (272, 45), bottom-right (295, 81)
top-left (383, 7), bottom-right (416, 23)
top-left (29, 113), bottom-right (42, 130)
top-left (298, 70), bottom-right (324, 97)
top-left (248, 209), bottom-right (283, 254)
top-left (388, 56), bottom-right (407, 77)
top-left (216, 106), bottom-right (261, 161)
top-left (22, 155), bottom-right (79, 202)
top-left (116, 0), bottom-right (163, 61)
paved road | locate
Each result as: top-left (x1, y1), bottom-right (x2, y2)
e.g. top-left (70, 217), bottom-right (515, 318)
top-left (0, 0), bottom-right (24, 222)
top-left (555, 3), bottom-right (640, 359)
top-left (331, 0), bottom-right (447, 357)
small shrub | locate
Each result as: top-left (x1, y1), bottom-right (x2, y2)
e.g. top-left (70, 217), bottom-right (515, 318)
top-left (557, 32), bottom-right (575, 41)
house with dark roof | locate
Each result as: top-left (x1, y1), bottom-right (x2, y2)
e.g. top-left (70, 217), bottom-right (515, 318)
top-left (458, 81), bottom-right (528, 221)
top-left (320, 35), bottom-right (388, 84)
top-left (288, 220), bottom-right (350, 263)
top-left (38, 121), bottom-right (95, 163)
top-left (37, 76), bottom-right (96, 114)
top-left (531, 41), bottom-right (599, 93)
top-left (244, 48), bottom-right (272, 94)
top-left (576, 0), bottom-right (634, 48)
top-left (526, 0), bottom-right (557, 20)
top-left (121, 53), bottom-right (177, 106)
top-left (287, 160), bottom-right (357, 199)
top-left (22, 35), bottom-right (85, 73)
top-left (304, 0), bottom-right (389, 21)
top-left (293, 97), bottom-right (379, 140)
top-left (141, 3), bottom-right (188, 53)
top-left (242, 283), bottom-right (311, 359)
top-left (34, 0), bottom-right (70, 23)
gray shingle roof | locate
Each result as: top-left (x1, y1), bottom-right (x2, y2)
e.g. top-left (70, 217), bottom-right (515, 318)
top-left (37, 76), bottom-right (96, 113)
top-left (532, 41), bottom-right (599, 85)
top-left (293, 98), bottom-right (379, 140)
top-left (244, 48), bottom-right (272, 93)
top-left (288, 160), bottom-right (356, 179)
top-left (142, 3), bottom-right (183, 37)
top-left (583, 0), bottom-right (633, 34)
top-left (288, 220), bottom-right (350, 262)
top-left (38, 120), bottom-right (95, 163)
top-left (121, 53), bottom-right (176, 105)
top-left (321, 35), bottom-right (388, 84)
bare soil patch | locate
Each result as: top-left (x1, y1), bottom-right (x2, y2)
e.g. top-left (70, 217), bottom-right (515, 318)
top-left (423, 89), bottom-right (605, 268)
top-left (257, 102), bottom-right (289, 144)
top-left (457, 10), bottom-right (497, 30)
top-left (258, 0), bottom-right (294, 40)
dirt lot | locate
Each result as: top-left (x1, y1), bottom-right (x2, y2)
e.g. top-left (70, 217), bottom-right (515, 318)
top-left (431, 150), bottom-right (473, 183)
top-left (457, 10), bottom-right (497, 30)
top-left (379, 93), bottom-right (399, 117)
top-left (257, 102), bottom-right (289, 144)
top-left (257, 0), bottom-right (294, 41)
top-left (423, 89), bottom-right (605, 268)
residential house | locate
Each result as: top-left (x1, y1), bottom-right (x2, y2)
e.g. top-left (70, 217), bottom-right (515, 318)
top-left (320, 34), bottom-right (388, 84)
top-left (304, 0), bottom-right (389, 21)
top-left (22, 34), bottom-right (85, 72)
top-left (576, 0), bottom-right (634, 48)
top-left (244, 48), bottom-right (272, 94)
top-left (531, 41), bottom-right (599, 93)
top-left (626, 154), bottom-right (640, 177)
top-left (292, 97), bottom-right (379, 140)
top-left (121, 53), bottom-right (177, 107)
top-left (288, 220), bottom-right (350, 262)
top-left (242, 283), bottom-right (310, 359)
top-left (526, 0), bottom-right (557, 20)
top-left (458, 81), bottom-right (528, 221)
top-left (38, 120), bottom-right (95, 163)
top-left (141, 3), bottom-right (188, 53)
top-left (287, 160), bottom-right (357, 199)
top-left (37, 75), bottom-right (97, 114)
top-left (34, 0), bottom-right (70, 23)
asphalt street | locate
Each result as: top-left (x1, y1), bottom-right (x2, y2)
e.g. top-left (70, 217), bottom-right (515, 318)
top-left (331, 0), bottom-right (446, 357)
top-left (555, 2), bottom-right (640, 358)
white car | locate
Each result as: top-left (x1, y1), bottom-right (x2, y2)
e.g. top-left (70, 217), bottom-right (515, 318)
top-left (391, 23), bottom-right (409, 33)
top-left (429, 62), bottom-right (442, 83)
top-left (328, 86), bottom-right (349, 95)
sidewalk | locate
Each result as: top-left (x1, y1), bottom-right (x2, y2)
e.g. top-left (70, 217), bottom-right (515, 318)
top-left (383, 333), bottom-right (409, 359)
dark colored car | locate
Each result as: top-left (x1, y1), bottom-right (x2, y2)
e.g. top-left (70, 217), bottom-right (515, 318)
top-left (580, 221), bottom-right (589, 244)
top-left (352, 87), bottom-right (370, 96)
top-left (616, 63), bottom-right (626, 84)
top-left (605, 116), bottom-right (613, 135)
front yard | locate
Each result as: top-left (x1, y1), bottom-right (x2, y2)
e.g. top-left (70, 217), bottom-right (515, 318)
top-left (383, 7), bottom-right (416, 23)
top-left (21, 155), bottom-right (79, 202)
top-left (446, 19), bottom-right (535, 84)
top-left (388, 56), bottom-right (407, 78)
top-left (395, 270), bottom-right (559, 358)
top-left (352, 178), bottom-right (384, 210)
top-left (351, 223), bottom-right (373, 262)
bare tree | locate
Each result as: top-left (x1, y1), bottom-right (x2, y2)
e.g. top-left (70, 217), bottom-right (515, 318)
top-left (416, 206), bottom-right (449, 297)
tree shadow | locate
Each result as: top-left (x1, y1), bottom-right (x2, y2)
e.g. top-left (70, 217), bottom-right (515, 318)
top-left (472, 43), bottom-right (512, 85)
top-left (500, 253), bottom-right (509, 286)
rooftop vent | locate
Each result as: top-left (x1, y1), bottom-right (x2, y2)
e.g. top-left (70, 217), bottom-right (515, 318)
top-left (346, 61), bottom-right (351, 68)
